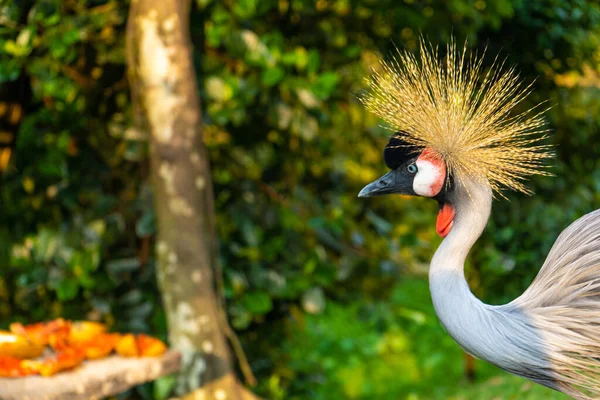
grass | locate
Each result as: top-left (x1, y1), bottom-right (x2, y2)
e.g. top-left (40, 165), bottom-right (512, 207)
top-left (444, 374), bottom-right (569, 400)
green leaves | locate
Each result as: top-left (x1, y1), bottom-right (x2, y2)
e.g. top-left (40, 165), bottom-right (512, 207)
top-left (232, 0), bottom-right (259, 19)
top-left (2, 1), bottom-right (600, 399)
top-left (0, 0), bottom-right (158, 345)
top-left (4, 28), bottom-right (34, 57)
top-left (261, 66), bottom-right (285, 87)
top-left (241, 291), bottom-right (273, 315)
top-left (312, 72), bottom-right (339, 100)
top-left (54, 278), bottom-right (79, 301)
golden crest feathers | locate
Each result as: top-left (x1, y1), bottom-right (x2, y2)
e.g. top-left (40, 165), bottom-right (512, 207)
top-left (360, 38), bottom-right (553, 195)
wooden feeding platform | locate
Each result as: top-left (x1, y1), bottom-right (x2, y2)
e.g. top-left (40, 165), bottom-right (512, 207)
top-left (0, 350), bottom-right (181, 400)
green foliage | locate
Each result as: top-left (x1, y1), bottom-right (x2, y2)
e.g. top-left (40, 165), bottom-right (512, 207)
top-left (1, 0), bottom-right (600, 399)
top-left (266, 279), bottom-right (568, 399)
top-left (0, 0), bottom-right (164, 367)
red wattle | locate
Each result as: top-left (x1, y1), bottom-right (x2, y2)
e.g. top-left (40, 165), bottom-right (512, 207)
top-left (436, 203), bottom-right (455, 237)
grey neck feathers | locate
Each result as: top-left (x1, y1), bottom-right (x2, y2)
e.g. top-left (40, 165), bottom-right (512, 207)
top-left (427, 179), bottom-right (600, 398)
top-left (429, 179), bottom-right (493, 359)
top-left (428, 180), bottom-right (550, 376)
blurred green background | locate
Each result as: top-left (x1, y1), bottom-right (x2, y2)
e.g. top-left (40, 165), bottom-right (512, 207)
top-left (1, 0), bottom-right (600, 398)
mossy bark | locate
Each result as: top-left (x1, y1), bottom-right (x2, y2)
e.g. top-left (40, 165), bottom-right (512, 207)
top-left (126, 1), bottom-right (256, 399)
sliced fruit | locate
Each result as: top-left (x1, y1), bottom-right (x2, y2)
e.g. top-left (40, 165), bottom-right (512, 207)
top-left (137, 334), bottom-right (167, 357)
top-left (0, 331), bottom-right (44, 359)
top-left (10, 319), bottom-right (71, 347)
top-left (69, 321), bottom-right (107, 344)
top-left (0, 356), bottom-right (37, 377)
top-left (74, 333), bottom-right (119, 360)
top-left (115, 334), bottom-right (167, 358)
top-left (23, 348), bottom-right (85, 377)
top-left (115, 333), bottom-right (138, 357)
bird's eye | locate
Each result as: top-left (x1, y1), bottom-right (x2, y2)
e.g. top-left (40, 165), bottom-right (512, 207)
top-left (407, 163), bottom-right (418, 174)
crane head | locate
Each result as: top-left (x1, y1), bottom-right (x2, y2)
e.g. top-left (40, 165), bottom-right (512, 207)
top-left (359, 39), bottom-right (552, 198)
top-left (358, 134), bottom-right (455, 237)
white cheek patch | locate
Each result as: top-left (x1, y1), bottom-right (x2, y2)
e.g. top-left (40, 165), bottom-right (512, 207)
top-left (413, 158), bottom-right (446, 197)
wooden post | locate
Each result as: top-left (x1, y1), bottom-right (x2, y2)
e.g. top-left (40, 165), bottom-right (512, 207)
top-left (126, 1), bottom-right (256, 398)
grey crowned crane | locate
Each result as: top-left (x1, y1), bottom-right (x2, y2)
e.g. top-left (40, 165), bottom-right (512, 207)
top-left (358, 40), bottom-right (600, 399)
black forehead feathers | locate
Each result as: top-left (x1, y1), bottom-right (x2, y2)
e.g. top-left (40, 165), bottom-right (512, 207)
top-left (384, 133), bottom-right (423, 170)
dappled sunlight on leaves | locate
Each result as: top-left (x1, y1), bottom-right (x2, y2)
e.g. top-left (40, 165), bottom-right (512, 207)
top-left (1, 0), bottom-right (599, 398)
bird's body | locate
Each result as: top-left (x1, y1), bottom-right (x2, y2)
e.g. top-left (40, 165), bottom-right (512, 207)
top-left (431, 176), bottom-right (600, 398)
top-left (358, 39), bottom-right (600, 399)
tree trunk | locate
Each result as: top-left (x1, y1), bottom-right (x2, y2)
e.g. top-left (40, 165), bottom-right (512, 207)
top-left (126, 2), bottom-right (256, 399)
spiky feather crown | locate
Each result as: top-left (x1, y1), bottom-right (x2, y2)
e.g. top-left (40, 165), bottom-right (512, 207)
top-left (360, 39), bottom-right (553, 195)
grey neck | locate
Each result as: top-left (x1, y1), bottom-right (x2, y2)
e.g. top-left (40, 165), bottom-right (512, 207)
top-left (427, 179), bottom-right (563, 391)
top-left (429, 179), bottom-right (496, 360)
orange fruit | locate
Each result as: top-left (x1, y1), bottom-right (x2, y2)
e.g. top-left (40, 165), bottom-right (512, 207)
top-left (23, 348), bottom-right (85, 377)
top-left (115, 334), bottom-right (138, 357)
top-left (10, 319), bottom-right (71, 347)
top-left (75, 333), bottom-right (119, 360)
top-left (137, 334), bottom-right (167, 357)
top-left (69, 321), bottom-right (107, 344)
top-left (0, 356), bottom-right (37, 377)
top-left (0, 331), bottom-right (44, 359)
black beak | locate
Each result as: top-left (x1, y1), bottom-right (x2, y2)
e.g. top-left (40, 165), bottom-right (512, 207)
top-left (358, 168), bottom-right (416, 198)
